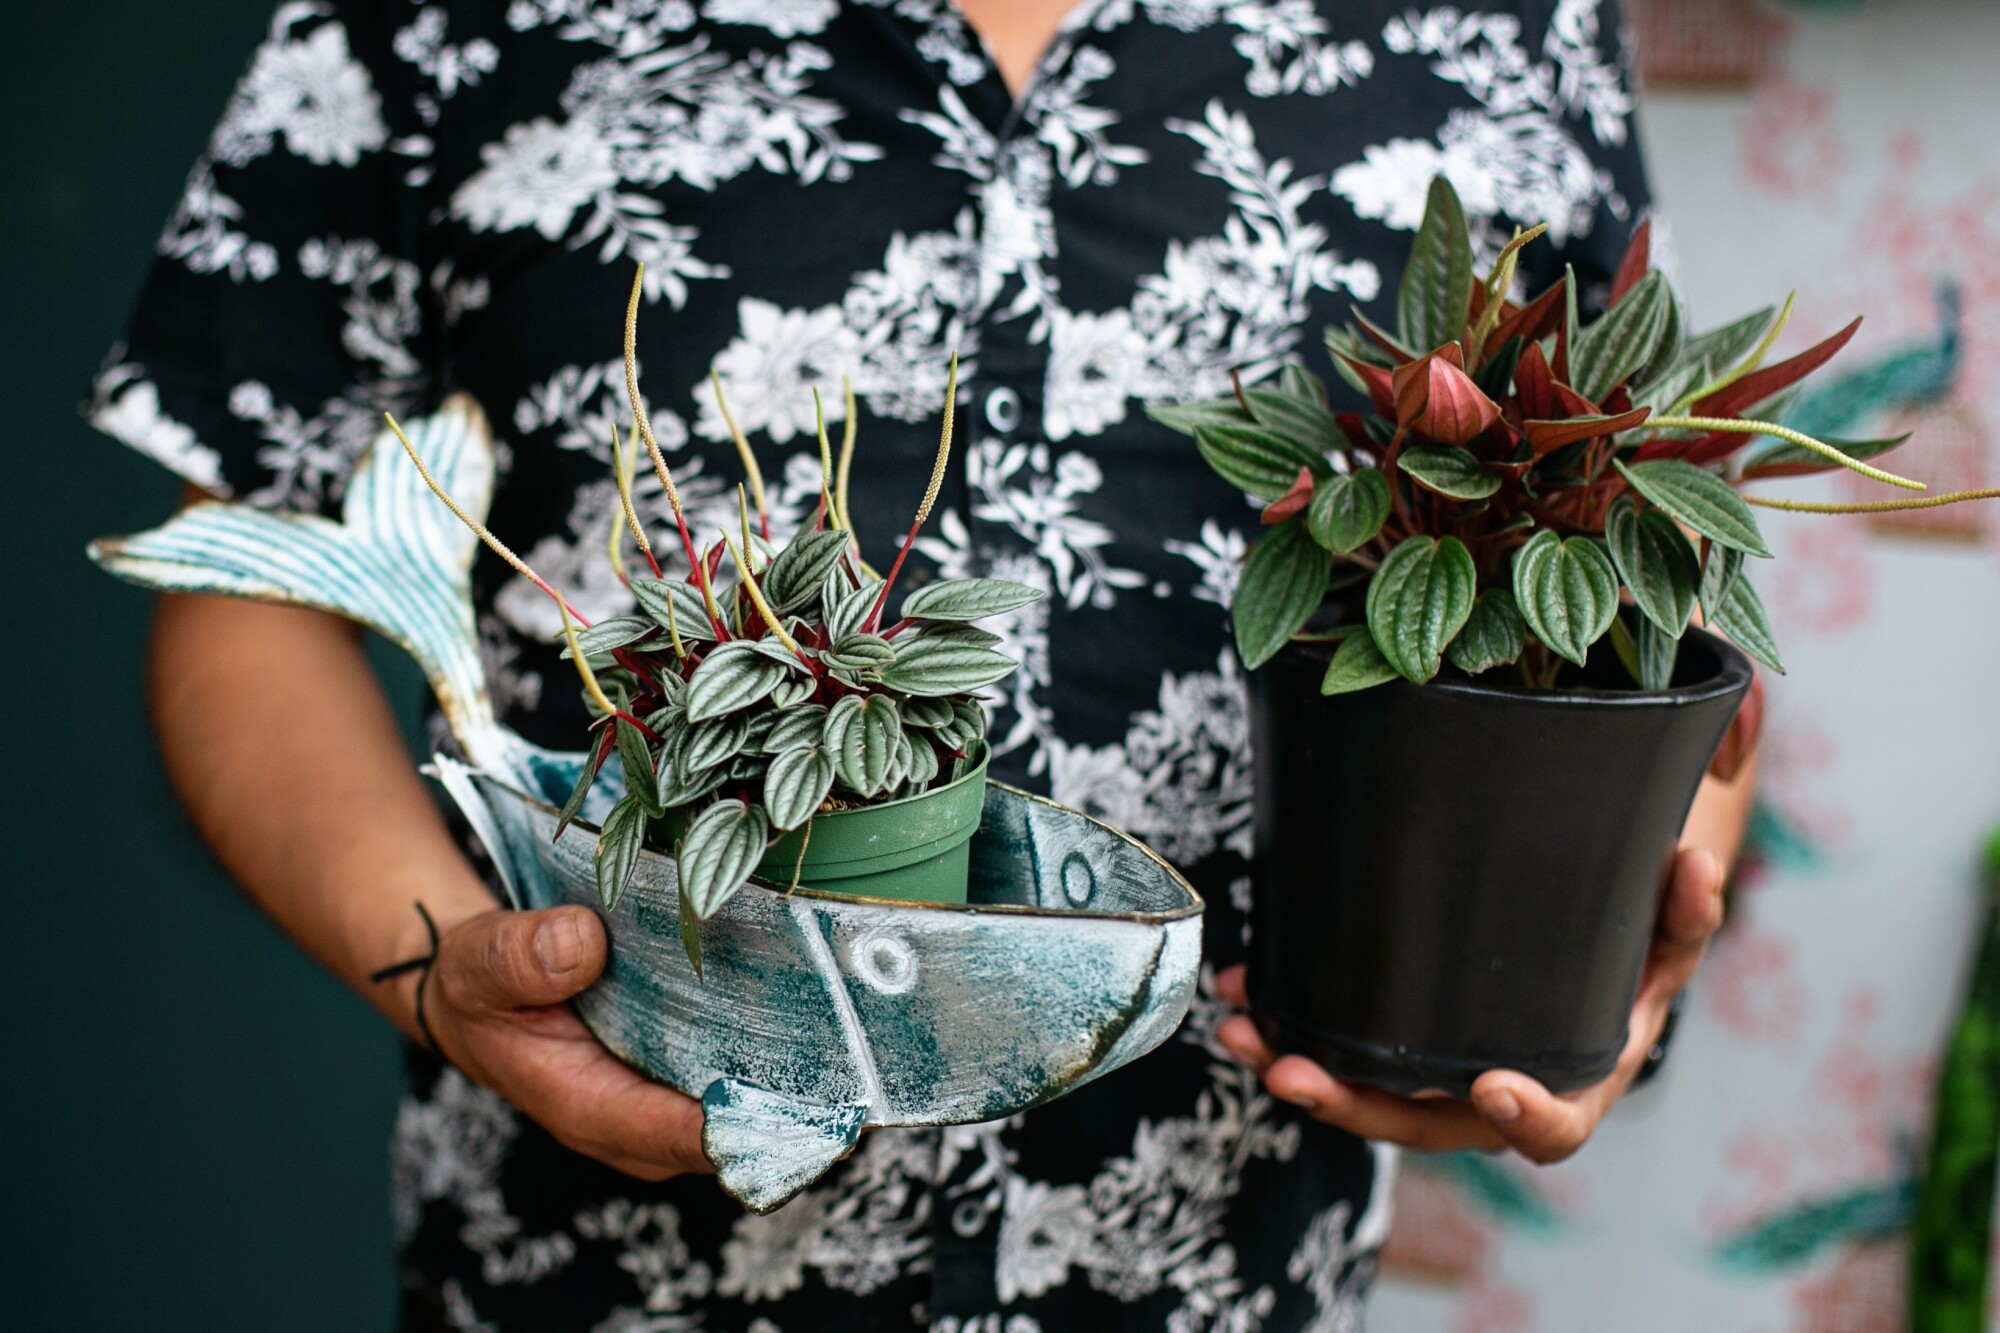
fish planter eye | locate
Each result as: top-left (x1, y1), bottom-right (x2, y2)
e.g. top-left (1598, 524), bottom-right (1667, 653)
top-left (1154, 176), bottom-right (2000, 1096)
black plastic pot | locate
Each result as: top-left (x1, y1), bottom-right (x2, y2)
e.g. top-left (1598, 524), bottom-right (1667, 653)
top-left (1247, 623), bottom-right (1753, 1097)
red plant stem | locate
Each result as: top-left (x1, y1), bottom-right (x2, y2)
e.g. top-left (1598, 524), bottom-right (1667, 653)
top-left (863, 516), bottom-right (925, 634)
top-left (879, 617), bottom-right (917, 641)
top-left (1380, 427), bottom-right (1415, 537)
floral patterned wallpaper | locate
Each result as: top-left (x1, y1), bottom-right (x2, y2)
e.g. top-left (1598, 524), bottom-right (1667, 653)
top-left (1371, 1), bottom-right (2000, 1329)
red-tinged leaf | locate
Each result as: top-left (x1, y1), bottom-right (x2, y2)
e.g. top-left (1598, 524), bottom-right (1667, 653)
top-left (1692, 317), bottom-right (1862, 419)
top-left (1740, 432), bottom-right (1913, 480)
top-left (1337, 354), bottom-right (1397, 416)
top-left (1522, 407), bottom-right (1653, 455)
top-left (1261, 466), bottom-right (1316, 524)
top-left (1335, 412), bottom-right (1376, 451)
top-left (1487, 445), bottom-right (1535, 479)
top-left (1609, 220), bottom-right (1651, 307)
top-left (1514, 342), bottom-right (1565, 421)
top-left (1554, 382), bottom-right (1599, 419)
top-left (1487, 282), bottom-right (1567, 351)
top-left (1633, 429), bottom-right (1747, 464)
top-left (1393, 354), bottom-right (1499, 445)
top-left (1602, 385), bottom-right (1634, 415)
top-left (1349, 308), bottom-right (1416, 362)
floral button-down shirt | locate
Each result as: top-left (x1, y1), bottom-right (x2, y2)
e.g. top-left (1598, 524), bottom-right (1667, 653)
top-left (92, 1), bottom-right (1650, 1328)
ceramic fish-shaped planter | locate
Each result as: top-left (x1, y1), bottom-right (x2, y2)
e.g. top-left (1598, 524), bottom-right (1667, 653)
top-left (91, 396), bottom-right (1203, 1212)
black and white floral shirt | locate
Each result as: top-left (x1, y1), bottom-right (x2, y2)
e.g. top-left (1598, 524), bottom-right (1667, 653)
top-left (93, 1), bottom-right (1650, 1328)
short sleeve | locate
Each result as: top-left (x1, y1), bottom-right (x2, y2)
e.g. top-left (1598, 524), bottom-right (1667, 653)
top-left (86, 0), bottom-right (438, 517)
top-left (1506, 0), bottom-right (1655, 317)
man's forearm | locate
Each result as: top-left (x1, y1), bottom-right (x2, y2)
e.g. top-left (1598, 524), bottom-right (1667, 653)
top-left (148, 592), bottom-right (499, 1039)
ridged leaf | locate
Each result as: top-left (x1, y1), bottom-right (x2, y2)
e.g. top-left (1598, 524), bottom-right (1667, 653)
top-left (827, 694), bottom-right (901, 796)
top-left (901, 696), bottom-right (956, 729)
top-left (764, 744), bottom-right (836, 831)
top-left (761, 530), bottom-right (852, 613)
top-left (1145, 398), bottom-right (1251, 437)
top-left (821, 633), bottom-right (895, 671)
top-left (612, 718), bottom-right (660, 815)
top-left (900, 577), bottom-right (1044, 622)
top-left (684, 643), bottom-right (787, 721)
top-left (1398, 176), bottom-right (1474, 353)
top-left (562, 615), bottom-right (656, 659)
top-left (1710, 574), bottom-right (1785, 672)
top-left (823, 577), bottom-right (881, 641)
top-left (631, 579), bottom-right (717, 640)
top-left (594, 795), bottom-right (648, 913)
top-left (1305, 467), bottom-right (1391, 554)
top-left (1195, 422), bottom-right (1328, 501)
top-left (1446, 589), bottom-right (1527, 675)
top-left (680, 712), bottom-right (751, 775)
top-left (1320, 628), bottom-right (1401, 695)
top-left (769, 675), bottom-right (815, 709)
top-left (678, 884), bottom-right (702, 977)
top-left (677, 799), bottom-right (769, 920)
top-left (874, 638), bottom-right (1018, 696)
top-left (557, 741), bottom-right (607, 836)
top-left (1680, 305), bottom-right (1776, 383)
top-left (1242, 387), bottom-right (1343, 456)
top-left (1636, 612), bottom-right (1678, 690)
top-left (1365, 535), bottom-right (1476, 683)
top-left (1279, 364), bottom-right (1329, 406)
top-left (1512, 531), bottom-right (1620, 666)
top-left (1699, 543), bottom-right (1744, 623)
top-left (1234, 518), bottom-right (1332, 669)
top-left (758, 705), bottom-right (826, 754)
top-left (1397, 445), bottom-right (1500, 500)
top-left (1605, 497), bottom-right (1700, 637)
top-left (913, 622), bottom-right (1003, 648)
top-left (903, 732), bottom-right (939, 789)
top-left (1614, 459), bottom-right (1771, 557)
top-left (1741, 433), bottom-right (1911, 479)
top-left (1570, 270), bottom-right (1670, 401)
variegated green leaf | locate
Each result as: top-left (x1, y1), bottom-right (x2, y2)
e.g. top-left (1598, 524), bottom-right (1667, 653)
top-left (1305, 467), bottom-right (1392, 554)
top-left (594, 795), bottom-right (648, 913)
top-left (1699, 542), bottom-right (1744, 623)
top-left (1446, 589), bottom-right (1527, 675)
top-left (901, 696), bottom-right (956, 729)
top-left (1710, 574), bottom-right (1784, 673)
top-left (561, 615), bottom-right (656, 659)
top-left (1144, 397), bottom-right (1251, 437)
top-left (1614, 459), bottom-right (1771, 557)
top-left (899, 578), bottom-right (1044, 623)
top-left (823, 576), bottom-right (882, 642)
top-left (1398, 175), bottom-right (1474, 353)
top-left (631, 578), bottom-right (717, 641)
top-left (1570, 270), bottom-right (1669, 401)
top-left (1512, 531), bottom-right (1620, 666)
top-left (1233, 517), bottom-right (1332, 669)
top-left (764, 744), bottom-right (836, 831)
top-left (1680, 305), bottom-right (1776, 382)
top-left (914, 622), bottom-right (1003, 648)
top-left (822, 633), bottom-right (895, 671)
top-left (759, 705), bottom-right (826, 754)
top-left (874, 638), bottom-right (1019, 697)
top-left (769, 675), bottom-right (816, 709)
top-left (903, 731), bottom-right (940, 789)
top-left (1397, 445), bottom-right (1501, 500)
top-left (677, 799), bottom-right (769, 919)
top-left (1365, 535), bottom-right (1476, 683)
top-left (760, 529), bottom-right (852, 613)
top-left (1194, 422), bottom-right (1327, 501)
top-left (830, 693), bottom-right (901, 797)
top-left (684, 642), bottom-right (788, 721)
top-left (680, 712), bottom-right (751, 775)
top-left (1242, 387), bottom-right (1343, 457)
top-left (1605, 496), bottom-right (1700, 637)
top-left (1320, 628), bottom-right (1401, 695)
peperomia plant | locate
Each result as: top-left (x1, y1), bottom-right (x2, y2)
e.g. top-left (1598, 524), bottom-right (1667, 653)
top-left (391, 268), bottom-right (1041, 967)
top-left (1152, 177), bottom-right (1999, 695)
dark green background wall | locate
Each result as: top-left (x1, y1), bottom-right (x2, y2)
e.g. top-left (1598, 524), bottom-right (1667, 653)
top-left (5, 4), bottom-right (406, 1325)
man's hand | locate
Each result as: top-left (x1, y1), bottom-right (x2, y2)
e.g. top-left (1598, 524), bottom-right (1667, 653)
top-left (424, 905), bottom-right (712, 1181)
top-left (1215, 845), bottom-right (1727, 1162)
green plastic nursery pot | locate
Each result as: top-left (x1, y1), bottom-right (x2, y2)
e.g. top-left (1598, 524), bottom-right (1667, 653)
top-left (660, 744), bottom-right (990, 905)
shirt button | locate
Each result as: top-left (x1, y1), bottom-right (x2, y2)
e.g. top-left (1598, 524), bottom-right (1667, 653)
top-left (984, 386), bottom-right (1021, 434)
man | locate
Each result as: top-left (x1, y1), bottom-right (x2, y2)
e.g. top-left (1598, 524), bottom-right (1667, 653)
top-left (93, 0), bottom-right (1748, 1326)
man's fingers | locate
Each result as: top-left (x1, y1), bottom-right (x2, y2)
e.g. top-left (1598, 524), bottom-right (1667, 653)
top-left (1214, 964), bottom-right (1250, 1008)
top-left (436, 906), bottom-right (607, 1012)
top-left (1277, 1062), bottom-right (1507, 1152)
top-left (1216, 1014), bottom-right (1276, 1074)
top-left (1637, 846), bottom-right (1725, 1009)
top-left (1471, 1070), bottom-right (1601, 1164)
top-left (515, 1035), bottom-right (713, 1178)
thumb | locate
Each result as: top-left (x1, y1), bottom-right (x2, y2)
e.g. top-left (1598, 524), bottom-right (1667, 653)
top-left (437, 906), bottom-right (606, 1012)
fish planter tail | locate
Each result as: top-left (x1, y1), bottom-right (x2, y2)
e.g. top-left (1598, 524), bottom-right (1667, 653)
top-left (1247, 626), bottom-right (1752, 1098)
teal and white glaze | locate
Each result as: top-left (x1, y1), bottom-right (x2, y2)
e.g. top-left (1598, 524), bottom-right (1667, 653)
top-left (90, 396), bottom-right (1204, 1213)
